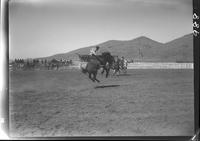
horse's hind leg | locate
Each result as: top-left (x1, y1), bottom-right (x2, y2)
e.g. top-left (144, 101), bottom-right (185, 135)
top-left (93, 72), bottom-right (100, 83)
top-left (89, 73), bottom-right (95, 82)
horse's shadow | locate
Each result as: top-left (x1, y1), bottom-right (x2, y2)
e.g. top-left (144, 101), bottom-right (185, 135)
top-left (112, 73), bottom-right (132, 76)
top-left (94, 84), bottom-right (120, 89)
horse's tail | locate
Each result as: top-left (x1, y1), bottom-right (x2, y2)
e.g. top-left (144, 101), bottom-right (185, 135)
top-left (76, 53), bottom-right (86, 62)
top-left (81, 67), bottom-right (87, 74)
top-left (81, 66), bottom-right (87, 74)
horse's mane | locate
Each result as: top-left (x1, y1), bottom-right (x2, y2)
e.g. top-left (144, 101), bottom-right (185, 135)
top-left (101, 52), bottom-right (111, 56)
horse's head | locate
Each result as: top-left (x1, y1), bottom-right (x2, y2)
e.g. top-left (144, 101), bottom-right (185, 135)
top-left (101, 52), bottom-right (115, 66)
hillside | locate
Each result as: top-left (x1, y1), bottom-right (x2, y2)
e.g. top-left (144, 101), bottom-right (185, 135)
top-left (162, 34), bottom-right (193, 62)
top-left (40, 33), bottom-right (193, 62)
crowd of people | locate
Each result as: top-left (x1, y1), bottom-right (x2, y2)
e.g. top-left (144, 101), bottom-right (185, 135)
top-left (9, 58), bottom-right (73, 71)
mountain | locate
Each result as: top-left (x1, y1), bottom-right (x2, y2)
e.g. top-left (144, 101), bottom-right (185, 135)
top-left (161, 34), bottom-right (193, 62)
top-left (40, 33), bottom-right (193, 62)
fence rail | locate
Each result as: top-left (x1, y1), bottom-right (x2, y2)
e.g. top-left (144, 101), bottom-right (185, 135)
top-left (127, 62), bottom-right (193, 69)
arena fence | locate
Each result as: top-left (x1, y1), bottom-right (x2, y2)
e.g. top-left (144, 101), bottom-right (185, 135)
top-left (75, 62), bottom-right (194, 69)
top-left (127, 62), bottom-right (193, 69)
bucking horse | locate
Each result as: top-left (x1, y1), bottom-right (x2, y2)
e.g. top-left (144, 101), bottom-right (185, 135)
top-left (76, 52), bottom-right (115, 82)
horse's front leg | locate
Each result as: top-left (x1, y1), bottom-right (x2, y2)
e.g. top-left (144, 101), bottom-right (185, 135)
top-left (101, 67), bottom-right (105, 75)
top-left (117, 69), bottom-right (120, 75)
top-left (124, 68), bottom-right (127, 74)
top-left (105, 68), bottom-right (110, 78)
top-left (112, 69), bottom-right (116, 76)
top-left (112, 70), bottom-right (115, 76)
top-left (93, 72), bottom-right (100, 83)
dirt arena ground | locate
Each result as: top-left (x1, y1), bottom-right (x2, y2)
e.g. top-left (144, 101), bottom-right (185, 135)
top-left (9, 69), bottom-right (194, 137)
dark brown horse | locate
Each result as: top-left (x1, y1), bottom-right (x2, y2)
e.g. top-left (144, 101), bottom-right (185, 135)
top-left (81, 59), bottom-right (101, 82)
top-left (77, 52), bottom-right (115, 82)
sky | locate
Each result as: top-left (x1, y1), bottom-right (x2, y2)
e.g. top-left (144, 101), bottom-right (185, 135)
top-left (9, 0), bottom-right (193, 59)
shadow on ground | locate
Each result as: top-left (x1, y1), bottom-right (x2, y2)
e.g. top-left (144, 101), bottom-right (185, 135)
top-left (94, 84), bottom-right (120, 89)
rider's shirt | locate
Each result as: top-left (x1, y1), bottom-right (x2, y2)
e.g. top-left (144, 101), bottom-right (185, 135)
top-left (89, 48), bottom-right (97, 55)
